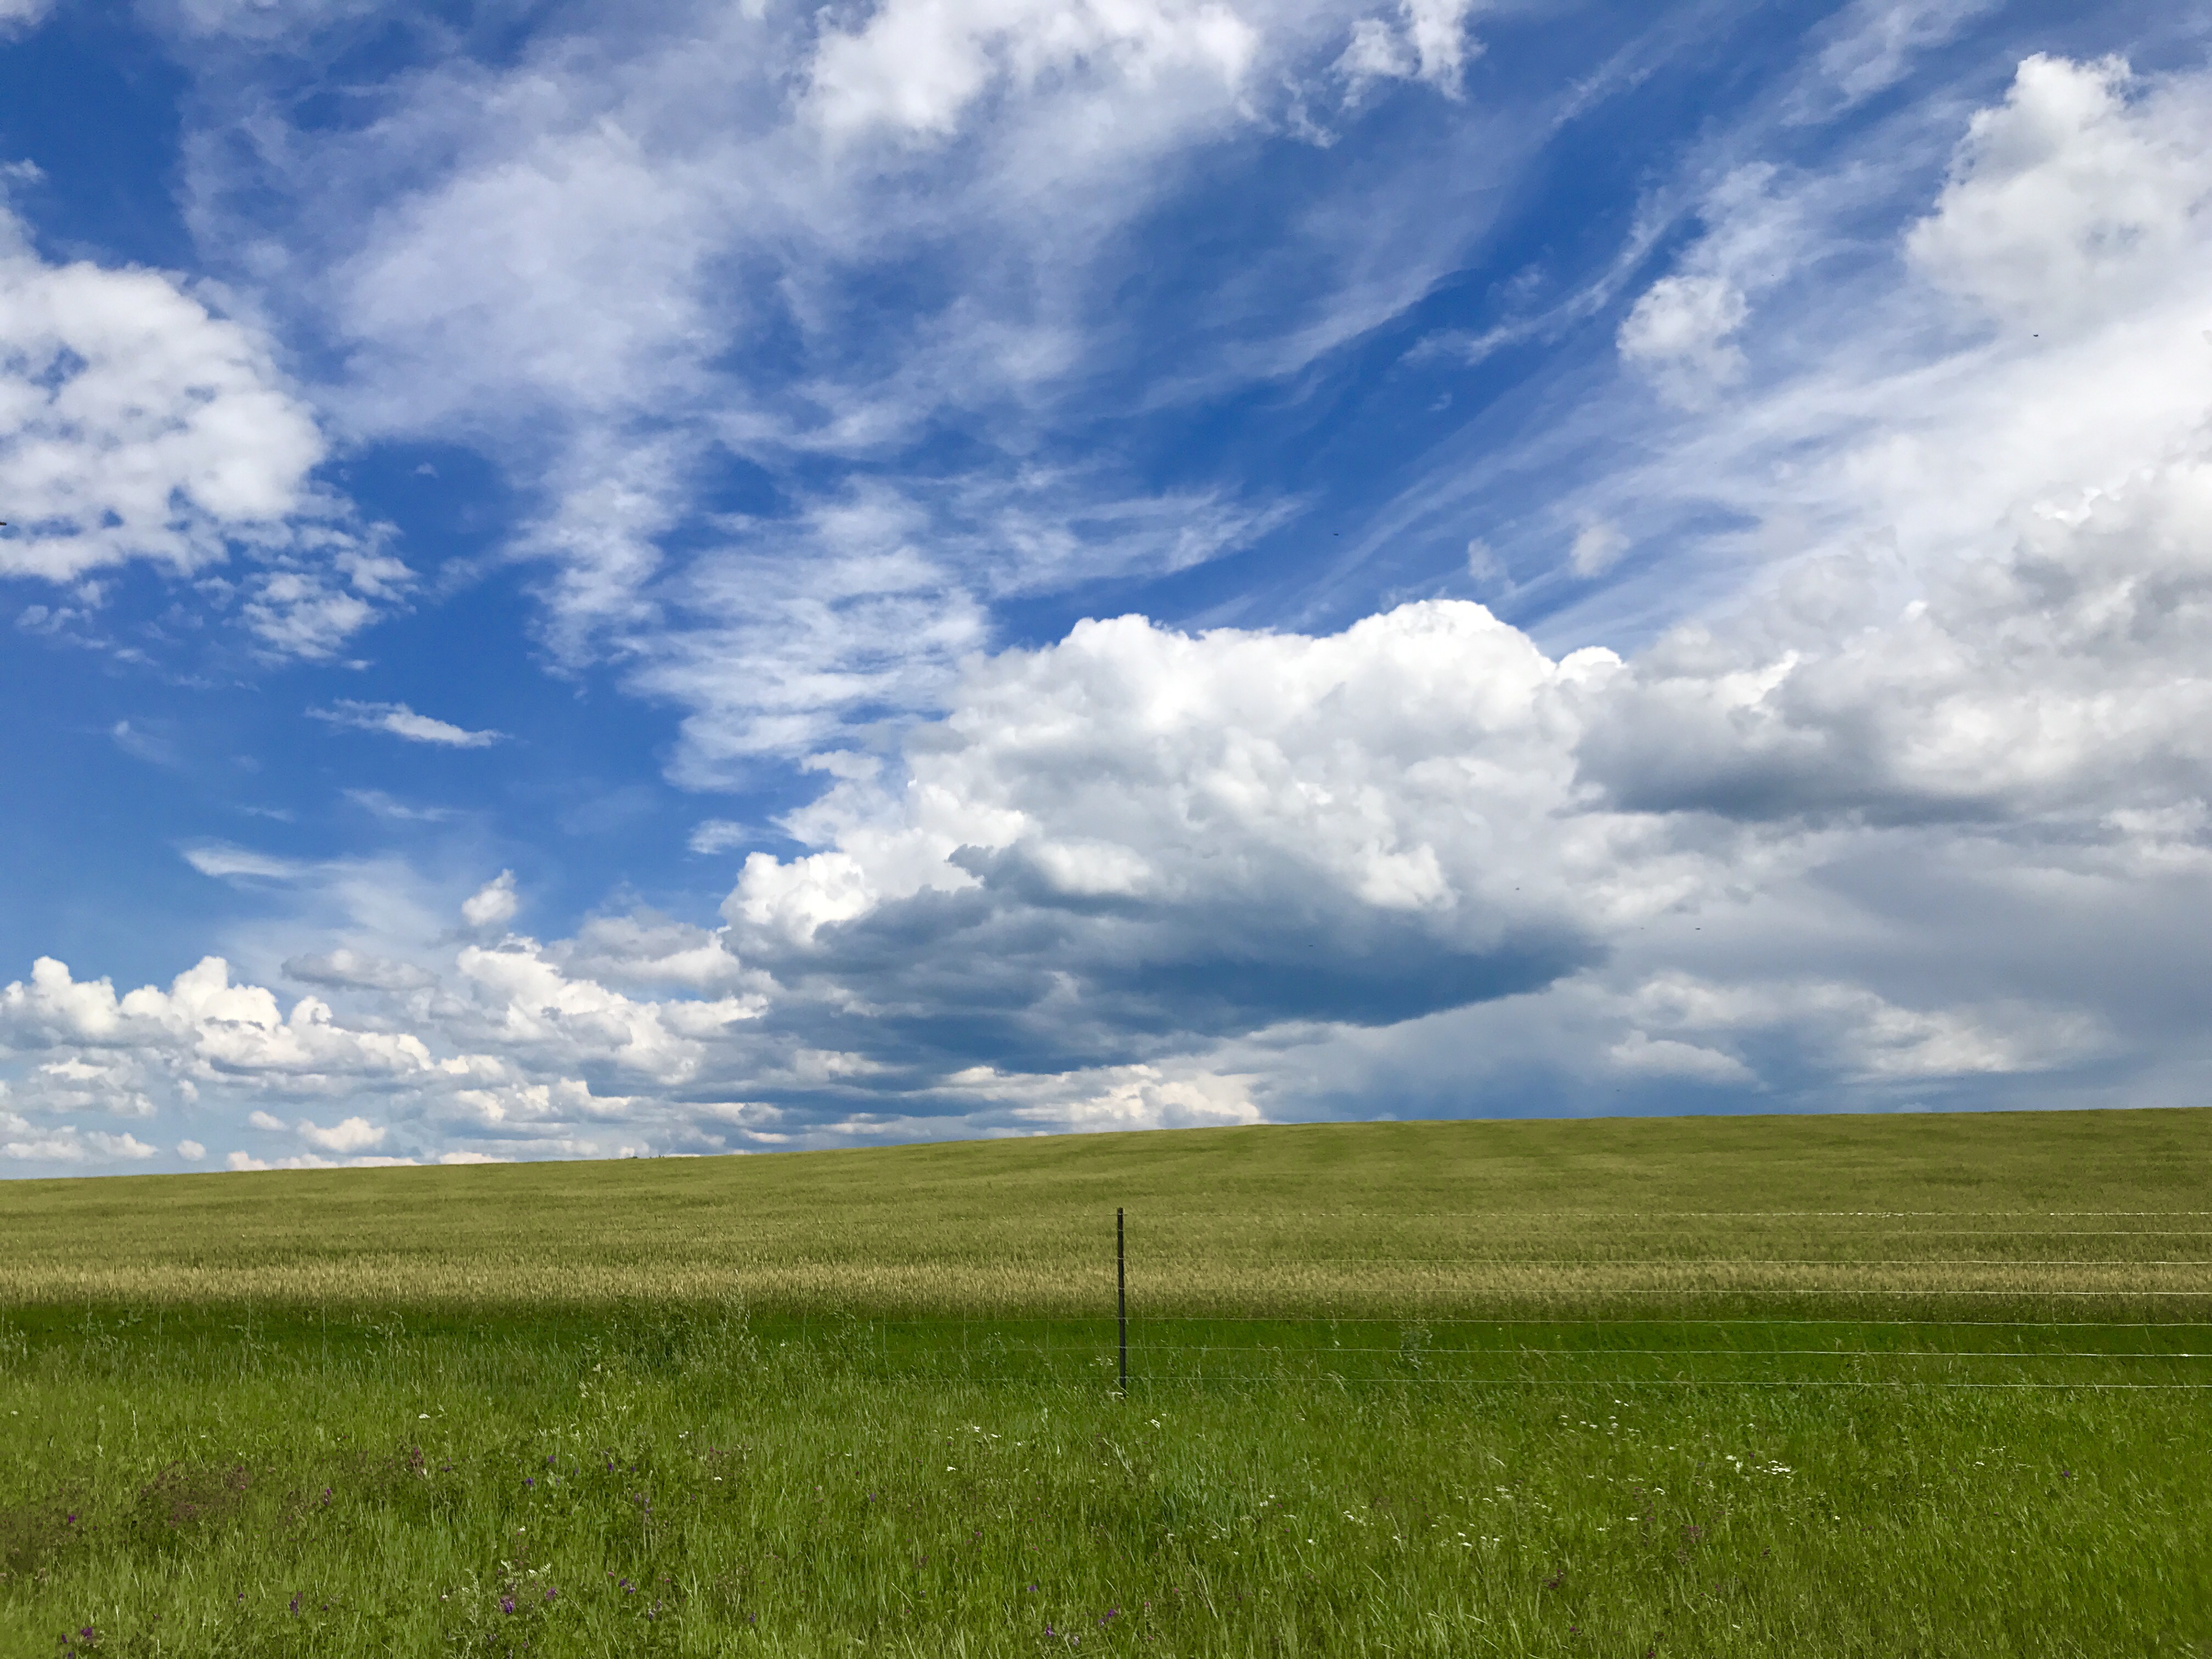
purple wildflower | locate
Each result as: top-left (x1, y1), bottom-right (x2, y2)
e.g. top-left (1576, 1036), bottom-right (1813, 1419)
top-left (500, 1596), bottom-right (515, 1615)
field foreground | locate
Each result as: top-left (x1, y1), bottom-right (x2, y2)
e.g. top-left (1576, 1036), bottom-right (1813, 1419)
top-left (3, 1111), bottom-right (2209, 1656)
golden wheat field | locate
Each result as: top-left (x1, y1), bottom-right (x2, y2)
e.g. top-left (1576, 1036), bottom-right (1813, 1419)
top-left (4, 1110), bottom-right (2207, 1316)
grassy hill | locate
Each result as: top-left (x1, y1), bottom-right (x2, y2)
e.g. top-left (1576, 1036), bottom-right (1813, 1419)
top-left (4, 1109), bottom-right (2208, 1314)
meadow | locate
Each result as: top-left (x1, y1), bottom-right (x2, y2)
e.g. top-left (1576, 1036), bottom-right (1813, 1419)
top-left (2, 1111), bottom-right (2209, 1655)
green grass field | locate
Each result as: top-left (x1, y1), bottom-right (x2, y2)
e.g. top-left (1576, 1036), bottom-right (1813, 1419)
top-left (4, 1112), bottom-right (2210, 1656)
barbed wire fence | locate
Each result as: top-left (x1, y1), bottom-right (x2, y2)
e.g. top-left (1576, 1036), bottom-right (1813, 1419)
top-left (760, 1209), bottom-right (2212, 1392)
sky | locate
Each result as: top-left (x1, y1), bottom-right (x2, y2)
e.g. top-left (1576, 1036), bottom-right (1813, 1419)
top-left (3, 0), bottom-right (2211, 1173)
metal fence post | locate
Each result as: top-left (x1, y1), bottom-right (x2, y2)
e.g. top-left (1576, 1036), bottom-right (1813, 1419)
top-left (1118, 1206), bottom-right (1128, 1393)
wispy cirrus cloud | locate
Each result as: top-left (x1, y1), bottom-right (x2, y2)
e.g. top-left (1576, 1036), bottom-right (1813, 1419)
top-left (309, 701), bottom-right (505, 748)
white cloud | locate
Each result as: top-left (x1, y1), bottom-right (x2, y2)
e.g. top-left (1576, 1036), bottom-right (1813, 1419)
top-left (184, 844), bottom-right (309, 882)
top-left (723, 601), bottom-right (1650, 1059)
top-left (689, 819), bottom-right (753, 855)
top-left (344, 789), bottom-right (455, 823)
top-left (807, 0), bottom-right (1261, 140)
top-left (282, 946), bottom-right (436, 991)
top-left (1, 1122), bottom-right (157, 1163)
top-left (242, 550), bottom-right (415, 660)
top-left (0, 205), bottom-right (322, 578)
top-left (461, 871), bottom-right (519, 930)
top-left (0, 196), bottom-right (392, 656)
top-left (1626, 974), bottom-right (2104, 1081)
top-left (1605, 1031), bottom-right (1757, 1087)
top-left (1810, 0), bottom-right (1999, 109)
top-left (227, 1149), bottom-right (334, 1171)
top-left (1617, 273), bottom-right (1748, 394)
top-left (178, 1138), bottom-right (207, 1159)
top-left (297, 1114), bottom-right (384, 1153)
top-left (247, 1110), bottom-right (287, 1131)
top-left (1907, 54), bottom-right (2212, 332)
top-left (309, 701), bottom-right (504, 748)
top-left (1568, 521), bottom-right (1629, 578)
top-left (0, 955), bottom-right (439, 1092)
top-left (554, 915), bottom-right (756, 995)
top-left (454, 935), bottom-right (761, 1084)
top-left (1338, 0), bottom-right (1480, 93)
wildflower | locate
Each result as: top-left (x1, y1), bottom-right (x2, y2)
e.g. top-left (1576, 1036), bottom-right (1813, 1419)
top-left (500, 1596), bottom-right (516, 1615)
top-left (289, 1594), bottom-right (302, 1616)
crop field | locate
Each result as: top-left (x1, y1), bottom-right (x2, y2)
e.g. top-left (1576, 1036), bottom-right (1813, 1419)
top-left (3, 1110), bottom-right (2209, 1656)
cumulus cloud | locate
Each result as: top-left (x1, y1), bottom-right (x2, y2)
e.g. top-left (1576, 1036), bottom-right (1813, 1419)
top-left (461, 871), bottom-right (520, 930)
top-left (0, 196), bottom-right (393, 657)
top-left (309, 701), bottom-right (505, 748)
top-left (0, 955), bottom-right (438, 1092)
top-left (0, 204), bottom-right (324, 582)
top-left (0, 1118), bottom-right (157, 1163)
top-left (1906, 54), bottom-right (2212, 332)
top-left (1, 1052), bottom-right (161, 1118)
top-left (1606, 1030), bottom-right (1758, 1087)
top-left (1580, 464), bottom-right (2212, 826)
top-left (297, 1114), bottom-right (385, 1153)
top-left (724, 601), bottom-right (1645, 1068)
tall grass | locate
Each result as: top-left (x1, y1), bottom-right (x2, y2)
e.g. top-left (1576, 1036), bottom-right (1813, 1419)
top-left (3, 1315), bottom-right (2207, 1657)
top-left (3, 1111), bottom-right (2208, 1654)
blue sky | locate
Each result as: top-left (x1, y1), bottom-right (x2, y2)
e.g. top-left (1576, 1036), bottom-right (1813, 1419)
top-left (4, 0), bottom-right (2212, 1170)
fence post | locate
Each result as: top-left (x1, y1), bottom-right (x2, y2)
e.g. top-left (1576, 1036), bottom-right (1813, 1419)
top-left (1118, 1206), bottom-right (1128, 1394)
